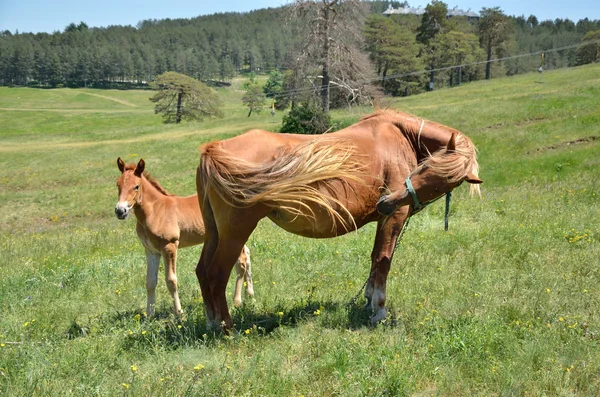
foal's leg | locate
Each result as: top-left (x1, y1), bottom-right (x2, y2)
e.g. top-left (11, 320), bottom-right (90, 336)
top-left (145, 250), bottom-right (161, 316)
top-left (162, 241), bottom-right (182, 315)
top-left (368, 207), bottom-right (410, 324)
top-left (233, 245), bottom-right (254, 306)
top-left (243, 246), bottom-right (255, 298)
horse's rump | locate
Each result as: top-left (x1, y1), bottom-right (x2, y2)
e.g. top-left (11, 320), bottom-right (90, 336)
top-left (198, 137), bottom-right (367, 231)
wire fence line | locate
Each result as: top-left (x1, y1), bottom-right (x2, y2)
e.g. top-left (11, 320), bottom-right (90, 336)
top-left (268, 39), bottom-right (600, 100)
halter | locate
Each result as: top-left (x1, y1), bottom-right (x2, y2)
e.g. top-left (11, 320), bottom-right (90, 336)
top-left (404, 176), bottom-right (453, 231)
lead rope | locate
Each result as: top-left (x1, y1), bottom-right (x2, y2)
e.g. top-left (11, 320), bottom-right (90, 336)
top-left (347, 215), bottom-right (411, 307)
top-left (445, 191), bottom-right (452, 231)
top-left (348, 189), bottom-right (452, 307)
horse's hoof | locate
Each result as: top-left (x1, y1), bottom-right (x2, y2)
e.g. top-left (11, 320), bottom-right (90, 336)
top-left (370, 308), bottom-right (387, 324)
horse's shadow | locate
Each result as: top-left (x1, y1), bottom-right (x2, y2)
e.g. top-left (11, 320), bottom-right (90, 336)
top-left (87, 298), bottom-right (401, 350)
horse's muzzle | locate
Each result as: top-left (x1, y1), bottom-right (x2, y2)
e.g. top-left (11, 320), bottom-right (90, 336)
top-left (376, 195), bottom-right (396, 216)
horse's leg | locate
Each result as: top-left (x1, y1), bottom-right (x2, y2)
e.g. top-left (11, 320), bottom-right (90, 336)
top-left (232, 245), bottom-right (254, 306)
top-left (369, 207), bottom-right (410, 324)
top-left (162, 241), bottom-right (182, 315)
top-left (195, 187), bottom-right (220, 328)
top-left (145, 250), bottom-right (161, 316)
top-left (197, 238), bottom-right (217, 327)
top-left (243, 245), bottom-right (255, 298)
top-left (207, 238), bottom-right (253, 329)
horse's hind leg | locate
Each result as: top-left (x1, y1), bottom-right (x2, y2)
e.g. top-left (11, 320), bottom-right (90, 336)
top-left (233, 245), bottom-right (254, 307)
top-left (368, 207), bottom-right (410, 324)
top-left (145, 250), bottom-right (161, 316)
top-left (208, 238), bottom-right (254, 329)
top-left (162, 241), bottom-right (182, 315)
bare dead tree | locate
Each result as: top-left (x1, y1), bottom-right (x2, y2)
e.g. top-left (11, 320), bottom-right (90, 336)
top-left (289, 0), bottom-right (377, 112)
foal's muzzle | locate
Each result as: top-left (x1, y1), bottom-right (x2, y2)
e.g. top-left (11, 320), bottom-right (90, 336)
top-left (115, 204), bottom-right (130, 220)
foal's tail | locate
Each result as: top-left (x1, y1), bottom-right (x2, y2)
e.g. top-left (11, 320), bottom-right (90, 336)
top-left (198, 138), bottom-right (365, 231)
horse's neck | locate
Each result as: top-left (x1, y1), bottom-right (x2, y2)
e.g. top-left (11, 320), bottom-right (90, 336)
top-left (402, 118), bottom-right (454, 161)
top-left (133, 177), bottom-right (165, 220)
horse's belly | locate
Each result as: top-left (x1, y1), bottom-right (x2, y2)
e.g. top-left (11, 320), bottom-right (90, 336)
top-left (267, 208), bottom-right (363, 238)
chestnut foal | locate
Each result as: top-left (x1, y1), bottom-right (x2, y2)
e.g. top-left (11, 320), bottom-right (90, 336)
top-left (116, 157), bottom-right (254, 316)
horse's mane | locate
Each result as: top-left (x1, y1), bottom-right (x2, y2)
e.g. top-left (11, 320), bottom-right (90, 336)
top-left (413, 134), bottom-right (481, 196)
top-left (123, 163), bottom-right (172, 196)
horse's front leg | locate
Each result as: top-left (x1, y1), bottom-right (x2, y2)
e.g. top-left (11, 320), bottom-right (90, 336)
top-left (145, 250), bottom-right (161, 316)
top-left (368, 207), bottom-right (410, 324)
top-left (162, 241), bottom-right (182, 315)
top-left (233, 245), bottom-right (254, 307)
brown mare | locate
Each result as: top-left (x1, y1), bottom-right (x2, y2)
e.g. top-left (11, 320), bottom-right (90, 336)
top-left (115, 158), bottom-right (254, 316)
top-left (195, 110), bottom-right (482, 330)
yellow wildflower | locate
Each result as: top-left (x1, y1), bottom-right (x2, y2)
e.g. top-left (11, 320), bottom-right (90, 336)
top-left (193, 364), bottom-right (205, 371)
top-left (130, 365), bottom-right (137, 372)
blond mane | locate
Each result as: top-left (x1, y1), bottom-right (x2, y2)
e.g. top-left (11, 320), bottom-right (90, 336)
top-left (412, 133), bottom-right (481, 196)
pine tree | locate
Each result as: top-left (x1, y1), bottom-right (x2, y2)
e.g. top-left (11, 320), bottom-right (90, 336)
top-left (149, 71), bottom-right (223, 124)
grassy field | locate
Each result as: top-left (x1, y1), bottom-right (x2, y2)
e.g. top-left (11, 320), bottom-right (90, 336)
top-left (1, 65), bottom-right (599, 396)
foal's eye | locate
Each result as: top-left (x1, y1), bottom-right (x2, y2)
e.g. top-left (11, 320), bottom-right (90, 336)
top-left (134, 185), bottom-right (140, 191)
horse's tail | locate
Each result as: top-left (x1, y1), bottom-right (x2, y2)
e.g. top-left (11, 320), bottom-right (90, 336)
top-left (198, 138), bottom-right (365, 231)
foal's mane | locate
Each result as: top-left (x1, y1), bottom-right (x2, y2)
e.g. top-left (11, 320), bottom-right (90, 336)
top-left (123, 163), bottom-right (172, 196)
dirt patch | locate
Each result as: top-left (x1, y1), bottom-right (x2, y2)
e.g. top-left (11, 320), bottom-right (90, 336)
top-left (0, 107), bottom-right (148, 113)
top-left (533, 136), bottom-right (599, 153)
top-left (79, 92), bottom-right (138, 107)
top-left (0, 125), bottom-right (240, 153)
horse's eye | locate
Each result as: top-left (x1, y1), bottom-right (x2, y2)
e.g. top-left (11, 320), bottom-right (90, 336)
top-left (134, 185), bottom-right (140, 191)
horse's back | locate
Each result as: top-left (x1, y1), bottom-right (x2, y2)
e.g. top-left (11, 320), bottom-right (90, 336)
top-left (208, 129), bottom-right (313, 163)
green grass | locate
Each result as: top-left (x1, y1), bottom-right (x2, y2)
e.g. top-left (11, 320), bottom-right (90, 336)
top-left (1, 64), bottom-right (599, 396)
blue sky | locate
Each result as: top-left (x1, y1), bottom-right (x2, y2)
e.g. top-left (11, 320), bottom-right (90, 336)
top-left (0, 0), bottom-right (598, 34)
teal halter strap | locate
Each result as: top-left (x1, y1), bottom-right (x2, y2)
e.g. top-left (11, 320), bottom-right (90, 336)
top-left (405, 177), bottom-right (421, 211)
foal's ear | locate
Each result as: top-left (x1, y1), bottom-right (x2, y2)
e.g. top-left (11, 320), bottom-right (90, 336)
top-left (117, 157), bottom-right (125, 173)
top-left (135, 159), bottom-right (145, 176)
top-left (446, 133), bottom-right (456, 152)
top-left (465, 172), bottom-right (483, 184)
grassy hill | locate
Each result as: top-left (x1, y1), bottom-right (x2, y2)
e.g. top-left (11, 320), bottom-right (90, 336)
top-left (0, 64), bottom-right (599, 395)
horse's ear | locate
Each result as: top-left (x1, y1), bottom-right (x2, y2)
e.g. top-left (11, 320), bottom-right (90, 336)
top-left (446, 133), bottom-right (456, 152)
top-left (465, 172), bottom-right (483, 184)
top-left (117, 157), bottom-right (125, 173)
top-left (135, 159), bottom-right (145, 176)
